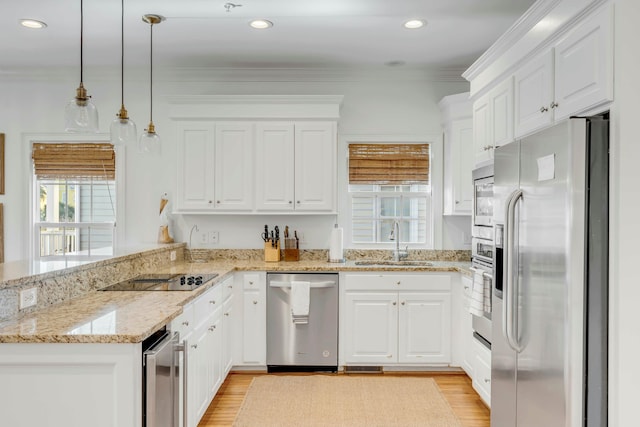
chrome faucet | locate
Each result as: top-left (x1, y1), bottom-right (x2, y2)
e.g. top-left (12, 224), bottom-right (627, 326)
top-left (389, 221), bottom-right (408, 262)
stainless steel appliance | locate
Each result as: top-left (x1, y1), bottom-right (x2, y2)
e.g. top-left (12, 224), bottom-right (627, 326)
top-left (471, 164), bottom-right (494, 346)
top-left (267, 273), bottom-right (338, 372)
top-left (492, 117), bottom-right (608, 427)
top-left (100, 273), bottom-right (218, 291)
top-left (143, 329), bottom-right (186, 427)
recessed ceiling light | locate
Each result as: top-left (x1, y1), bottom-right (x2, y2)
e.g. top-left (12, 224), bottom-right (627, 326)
top-left (403, 19), bottom-right (426, 29)
top-left (249, 19), bottom-right (273, 29)
top-left (20, 19), bottom-right (47, 29)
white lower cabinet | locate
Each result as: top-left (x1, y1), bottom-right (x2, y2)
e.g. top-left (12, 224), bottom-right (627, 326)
top-left (471, 337), bottom-right (492, 407)
top-left (460, 275), bottom-right (475, 377)
top-left (343, 273), bottom-right (452, 366)
top-left (236, 272), bottom-right (267, 366)
top-left (172, 275), bottom-right (234, 427)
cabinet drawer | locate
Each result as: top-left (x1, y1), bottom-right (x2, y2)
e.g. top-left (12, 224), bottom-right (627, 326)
top-left (344, 273), bottom-right (451, 292)
top-left (172, 303), bottom-right (194, 338)
top-left (243, 273), bottom-right (262, 290)
top-left (194, 284), bottom-right (223, 325)
top-left (472, 337), bottom-right (492, 407)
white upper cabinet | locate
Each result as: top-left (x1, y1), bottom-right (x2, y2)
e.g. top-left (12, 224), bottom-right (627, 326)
top-left (473, 77), bottom-right (514, 167)
top-left (514, 51), bottom-right (555, 137)
top-left (214, 123), bottom-right (254, 211)
top-left (177, 122), bottom-right (253, 211)
top-left (553, 3), bottom-right (613, 120)
top-left (294, 122), bottom-right (336, 212)
top-left (255, 123), bottom-right (295, 211)
top-left (466, 2), bottom-right (613, 145)
top-left (439, 93), bottom-right (473, 215)
top-left (176, 122), bottom-right (216, 211)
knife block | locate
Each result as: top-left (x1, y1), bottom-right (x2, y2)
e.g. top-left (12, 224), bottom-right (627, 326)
top-left (284, 248), bottom-right (300, 262)
top-left (264, 241), bottom-right (281, 262)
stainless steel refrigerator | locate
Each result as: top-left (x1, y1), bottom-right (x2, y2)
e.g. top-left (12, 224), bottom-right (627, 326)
top-left (492, 117), bottom-right (608, 427)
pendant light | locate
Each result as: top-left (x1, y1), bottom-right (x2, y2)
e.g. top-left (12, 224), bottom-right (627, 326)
top-left (139, 14), bottom-right (165, 154)
top-left (64, 0), bottom-right (99, 133)
top-left (110, 0), bottom-right (137, 145)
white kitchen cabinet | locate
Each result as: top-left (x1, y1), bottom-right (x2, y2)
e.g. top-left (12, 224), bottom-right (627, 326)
top-left (511, 3), bottom-right (613, 139)
top-left (176, 122), bottom-right (216, 211)
top-left (460, 275), bottom-right (474, 377)
top-left (439, 92), bottom-right (473, 215)
top-left (240, 272), bottom-right (266, 365)
top-left (514, 51), bottom-right (554, 138)
top-left (255, 121), bottom-right (336, 212)
top-left (255, 123), bottom-right (295, 210)
top-left (472, 336), bottom-right (492, 407)
top-left (294, 122), bottom-right (336, 211)
top-left (192, 320), bottom-right (212, 423)
top-left (214, 123), bottom-right (254, 211)
top-left (343, 273), bottom-right (452, 366)
top-left (472, 77), bottom-right (514, 167)
top-left (398, 292), bottom-right (451, 364)
top-left (222, 294), bottom-right (234, 376)
top-left (554, 3), bottom-right (613, 121)
top-left (344, 292), bottom-right (398, 363)
top-left (176, 122), bottom-right (253, 211)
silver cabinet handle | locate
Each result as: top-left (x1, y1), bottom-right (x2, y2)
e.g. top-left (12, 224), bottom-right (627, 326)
top-left (216, 200), bottom-right (220, 204)
top-left (484, 378), bottom-right (491, 383)
top-left (208, 200), bottom-right (213, 204)
top-left (253, 301), bottom-right (258, 305)
top-left (296, 201), bottom-right (300, 204)
top-left (540, 106), bottom-right (549, 113)
top-left (209, 325), bottom-right (216, 331)
top-left (249, 281), bottom-right (254, 285)
top-left (455, 200), bottom-right (460, 204)
top-left (209, 300), bottom-right (216, 304)
top-left (392, 301), bottom-right (397, 306)
top-left (182, 321), bottom-right (189, 326)
top-left (550, 101), bottom-right (559, 109)
top-left (224, 312), bottom-right (230, 316)
top-left (401, 301), bottom-right (405, 306)
top-left (396, 281), bottom-right (401, 285)
top-left (191, 344), bottom-right (198, 349)
top-left (288, 201), bottom-right (293, 204)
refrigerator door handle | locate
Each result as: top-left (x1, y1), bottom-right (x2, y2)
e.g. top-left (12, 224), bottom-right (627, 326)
top-left (504, 189), bottom-right (524, 352)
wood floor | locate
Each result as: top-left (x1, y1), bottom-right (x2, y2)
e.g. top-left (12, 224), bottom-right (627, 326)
top-left (198, 372), bottom-right (490, 427)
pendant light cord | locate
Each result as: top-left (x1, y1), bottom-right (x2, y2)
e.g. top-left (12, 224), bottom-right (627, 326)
top-left (149, 22), bottom-right (154, 123)
top-left (80, 0), bottom-right (84, 84)
top-left (120, 0), bottom-right (124, 105)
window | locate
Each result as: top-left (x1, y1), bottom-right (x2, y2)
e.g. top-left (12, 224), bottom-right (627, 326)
top-left (32, 143), bottom-right (117, 258)
top-left (348, 143), bottom-right (432, 246)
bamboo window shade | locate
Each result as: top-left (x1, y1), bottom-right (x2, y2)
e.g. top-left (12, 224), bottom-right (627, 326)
top-left (32, 143), bottom-right (116, 180)
top-left (348, 143), bottom-right (429, 185)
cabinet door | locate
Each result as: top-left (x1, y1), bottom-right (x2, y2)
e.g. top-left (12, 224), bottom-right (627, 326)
top-left (214, 123), bottom-right (254, 211)
top-left (554, 3), bottom-right (613, 120)
top-left (398, 292), bottom-right (451, 364)
top-left (473, 96), bottom-right (492, 167)
top-left (222, 296), bottom-right (234, 376)
top-left (491, 77), bottom-right (514, 149)
top-left (450, 118), bottom-right (473, 214)
top-left (191, 323), bottom-right (210, 423)
top-left (176, 122), bottom-right (215, 211)
top-left (461, 276), bottom-right (474, 376)
top-left (344, 292), bottom-right (398, 364)
top-left (242, 289), bottom-right (266, 365)
top-left (294, 122), bottom-right (336, 211)
top-left (472, 337), bottom-right (492, 407)
top-left (255, 123), bottom-right (295, 211)
top-left (514, 51), bottom-right (554, 138)
top-left (207, 313), bottom-right (223, 399)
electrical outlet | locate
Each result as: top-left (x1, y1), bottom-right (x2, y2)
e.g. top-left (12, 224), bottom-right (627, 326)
top-left (19, 288), bottom-right (38, 310)
top-left (199, 232), bottom-right (209, 245)
top-left (209, 231), bottom-right (219, 244)
top-left (170, 250), bottom-right (177, 261)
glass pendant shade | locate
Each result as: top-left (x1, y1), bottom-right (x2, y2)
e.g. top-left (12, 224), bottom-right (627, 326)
top-left (64, 84), bottom-right (99, 133)
top-left (139, 122), bottom-right (161, 154)
top-left (110, 107), bottom-right (137, 145)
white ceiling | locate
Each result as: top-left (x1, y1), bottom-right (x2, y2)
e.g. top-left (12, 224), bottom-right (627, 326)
top-left (1, 0), bottom-right (536, 73)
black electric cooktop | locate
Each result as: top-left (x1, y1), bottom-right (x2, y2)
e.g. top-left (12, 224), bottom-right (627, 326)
top-left (100, 273), bottom-right (218, 291)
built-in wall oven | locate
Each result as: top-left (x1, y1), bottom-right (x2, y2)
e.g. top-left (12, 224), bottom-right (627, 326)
top-left (471, 165), bottom-right (494, 347)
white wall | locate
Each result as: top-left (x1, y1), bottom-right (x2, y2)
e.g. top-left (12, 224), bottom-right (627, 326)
top-left (0, 69), bottom-right (468, 261)
top-left (609, 1), bottom-right (640, 426)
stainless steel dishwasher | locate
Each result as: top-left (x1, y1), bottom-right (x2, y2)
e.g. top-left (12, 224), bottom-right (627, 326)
top-left (267, 273), bottom-right (338, 372)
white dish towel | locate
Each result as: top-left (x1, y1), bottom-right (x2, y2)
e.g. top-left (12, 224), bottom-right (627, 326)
top-left (290, 281), bottom-right (310, 324)
top-left (468, 268), bottom-right (485, 317)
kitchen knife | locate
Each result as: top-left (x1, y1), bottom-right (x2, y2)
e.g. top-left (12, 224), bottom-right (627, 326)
top-left (274, 226), bottom-right (280, 247)
top-left (284, 225), bottom-right (289, 239)
top-left (294, 230), bottom-right (299, 249)
top-left (270, 230), bottom-right (275, 247)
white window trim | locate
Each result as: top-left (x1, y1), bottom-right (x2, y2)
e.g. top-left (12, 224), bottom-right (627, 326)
top-left (23, 133), bottom-right (126, 260)
top-left (338, 134), bottom-right (443, 250)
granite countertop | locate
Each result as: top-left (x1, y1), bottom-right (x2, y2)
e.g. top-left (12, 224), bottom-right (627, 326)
top-left (0, 259), bottom-right (471, 344)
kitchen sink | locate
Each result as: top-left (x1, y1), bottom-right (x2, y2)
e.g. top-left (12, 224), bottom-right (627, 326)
top-left (353, 260), bottom-right (433, 267)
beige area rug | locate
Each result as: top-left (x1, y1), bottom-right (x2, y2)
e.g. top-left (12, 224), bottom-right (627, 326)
top-left (233, 375), bottom-right (463, 427)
